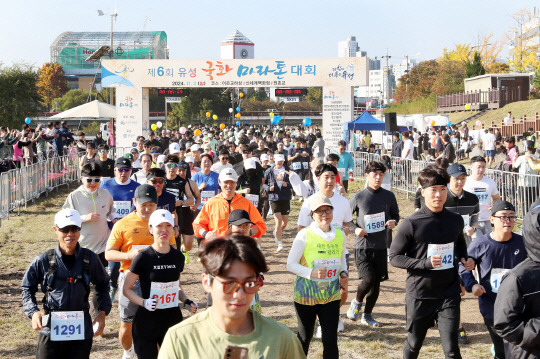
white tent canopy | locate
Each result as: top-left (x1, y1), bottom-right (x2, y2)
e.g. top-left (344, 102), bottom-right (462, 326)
top-left (51, 100), bottom-right (116, 119)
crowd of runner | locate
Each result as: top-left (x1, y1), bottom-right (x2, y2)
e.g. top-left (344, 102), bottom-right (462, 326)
top-left (20, 123), bottom-right (540, 359)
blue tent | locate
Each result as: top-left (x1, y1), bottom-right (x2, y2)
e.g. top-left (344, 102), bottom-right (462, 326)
top-left (342, 111), bottom-right (386, 143)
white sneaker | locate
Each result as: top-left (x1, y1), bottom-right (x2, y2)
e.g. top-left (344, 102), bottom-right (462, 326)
top-left (315, 324), bottom-right (322, 338)
top-left (122, 346), bottom-right (135, 359)
top-left (276, 243), bottom-right (284, 252)
top-left (337, 319), bottom-right (345, 332)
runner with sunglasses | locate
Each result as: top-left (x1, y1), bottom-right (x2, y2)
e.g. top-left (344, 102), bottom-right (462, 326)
top-left (287, 195), bottom-right (348, 359)
top-left (95, 144), bottom-right (114, 179)
top-left (22, 209), bottom-right (111, 359)
top-left (159, 236), bottom-right (305, 358)
top-left (123, 210), bottom-right (197, 359)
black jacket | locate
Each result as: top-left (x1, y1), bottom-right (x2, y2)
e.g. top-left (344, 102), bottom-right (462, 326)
top-left (494, 203), bottom-right (540, 358)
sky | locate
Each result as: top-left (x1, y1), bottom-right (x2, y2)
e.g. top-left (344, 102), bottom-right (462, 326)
top-left (0, 0), bottom-right (537, 67)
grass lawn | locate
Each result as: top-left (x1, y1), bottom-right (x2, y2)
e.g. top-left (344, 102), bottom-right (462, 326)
top-left (0, 181), bottom-right (496, 358)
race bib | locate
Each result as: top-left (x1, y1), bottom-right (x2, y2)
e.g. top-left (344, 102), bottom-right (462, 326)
top-left (302, 161), bottom-right (309, 169)
top-left (474, 191), bottom-right (490, 203)
top-left (312, 258), bottom-right (341, 282)
top-left (427, 243), bottom-right (454, 270)
top-left (246, 194), bottom-right (259, 207)
top-left (131, 245), bottom-right (150, 251)
top-left (292, 162), bottom-right (302, 170)
top-left (50, 311), bottom-right (84, 341)
top-left (337, 168), bottom-right (345, 176)
top-left (490, 268), bottom-right (510, 294)
top-left (200, 191), bottom-right (215, 205)
top-left (114, 201), bottom-right (131, 219)
top-left (462, 215), bottom-right (470, 228)
top-left (364, 212), bottom-right (385, 234)
top-left (150, 281), bottom-right (179, 309)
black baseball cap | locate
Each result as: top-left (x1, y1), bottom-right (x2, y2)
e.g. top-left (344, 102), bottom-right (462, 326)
top-left (134, 184), bottom-right (158, 204)
top-left (491, 201), bottom-right (515, 215)
top-left (87, 142), bottom-right (96, 149)
top-left (228, 209), bottom-right (254, 226)
top-left (115, 157), bottom-right (131, 168)
top-left (447, 163), bottom-right (467, 177)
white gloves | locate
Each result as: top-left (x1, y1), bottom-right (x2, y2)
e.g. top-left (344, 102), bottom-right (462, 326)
top-left (143, 298), bottom-right (157, 311)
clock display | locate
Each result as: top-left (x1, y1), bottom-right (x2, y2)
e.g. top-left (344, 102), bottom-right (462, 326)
top-left (157, 88), bottom-right (190, 97)
top-left (274, 89), bottom-right (308, 97)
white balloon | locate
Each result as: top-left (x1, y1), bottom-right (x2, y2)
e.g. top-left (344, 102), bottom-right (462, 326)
top-left (229, 108), bottom-right (233, 113)
top-left (157, 121), bottom-right (163, 128)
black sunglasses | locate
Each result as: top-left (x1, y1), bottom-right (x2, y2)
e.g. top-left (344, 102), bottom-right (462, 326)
top-left (58, 226), bottom-right (81, 233)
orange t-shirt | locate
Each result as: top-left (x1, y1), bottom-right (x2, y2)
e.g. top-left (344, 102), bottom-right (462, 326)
top-left (107, 210), bottom-right (175, 272)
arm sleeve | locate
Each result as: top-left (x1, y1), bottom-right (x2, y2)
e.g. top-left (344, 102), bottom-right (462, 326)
top-left (21, 256), bottom-right (44, 319)
top-left (458, 242), bottom-right (479, 292)
top-left (106, 193), bottom-right (116, 221)
top-left (389, 220), bottom-right (432, 270)
top-left (494, 273), bottom-right (540, 350)
top-left (414, 188), bottom-right (423, 209)
top-left (297, 202), bottom-right (312, 227)
top-left (455, 217), bottom-right (468, 261)
top-left (90, 254), bottom-right (112, 314)
top-left (349, 194), bottom-right (358, 222)
top-left (289, 171), bottom-right (308, 198)
top-left (107, 221), bottom-right (125, 248)
top-left (192, 206), bottom-right (210, 238)
top-left (286, 231), bottom-right (312, 279)
top-left (248, 201), bottom-right (266, 238)
top-left (470, 200), bottom-right (480, 226)
top-left (390, 193), bottom-right (400, 223)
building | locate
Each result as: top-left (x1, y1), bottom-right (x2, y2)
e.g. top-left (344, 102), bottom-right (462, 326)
top-left (464, 73), bottom-right (531, 93)
top-left (220, 30), bottom-right (254, 59)
top-left (51, 31), bottom-right (168, 90)
top-left (338, 36), bottom-right (360, 58)
top-left (393, 56), bottom-right (418, 85)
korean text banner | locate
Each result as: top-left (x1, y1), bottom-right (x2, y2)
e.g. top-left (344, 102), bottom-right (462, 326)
top-left (101, 58), bottom-right (368, 88)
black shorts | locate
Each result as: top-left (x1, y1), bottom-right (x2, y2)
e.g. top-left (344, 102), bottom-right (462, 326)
top-left (177, 206), bottom-right (195, 235)
top-left (354, 248), bottom-right (388, 281)
top-left (270, 200), bottom-right (290, 215)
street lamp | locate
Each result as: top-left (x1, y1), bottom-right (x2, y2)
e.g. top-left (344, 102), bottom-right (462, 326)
top-left (97, 8), bottom-right (117, 105)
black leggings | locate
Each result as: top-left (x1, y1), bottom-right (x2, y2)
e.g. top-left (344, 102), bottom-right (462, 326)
top-left (294, 300), bottom-right (340, 359)
top-left (355, 275), bottom-right (381, 314)
top-left (484, 317), bottom-right (505, 359)
top-left (342, 179), bottom-right (349, 192)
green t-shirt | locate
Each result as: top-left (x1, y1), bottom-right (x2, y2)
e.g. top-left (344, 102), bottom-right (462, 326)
top-left (158, 308), bottom-right (306, 359)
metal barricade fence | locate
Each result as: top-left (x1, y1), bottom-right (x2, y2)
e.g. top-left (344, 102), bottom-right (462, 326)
top-left (353, 151), bottom-right (539, 221)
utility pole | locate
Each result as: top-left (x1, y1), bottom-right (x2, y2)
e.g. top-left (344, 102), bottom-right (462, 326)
top-left (382, 50), bottom-right (392, 104)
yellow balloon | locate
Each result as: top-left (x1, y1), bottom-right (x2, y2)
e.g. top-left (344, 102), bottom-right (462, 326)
top-left (206, 112), bottom-right (211, 118)
top-left (430, 120), bottom-right (436, 126)
top-left (237, 113), bottom-right (241, 118)
top-left (239, 92), bottom-right (244, 98)
top-left (465, 104), bottom-right (471, 110)
top-left (219, 123), bottom-right (225, 129)
top-left (194, 129), bottom-right (201, 136)
top-left (270, 112), bottom-right (274, 117)
top-left (151, 124), bottom-right (157, 131)
top-left (213, 114), bottom-right (218, 120)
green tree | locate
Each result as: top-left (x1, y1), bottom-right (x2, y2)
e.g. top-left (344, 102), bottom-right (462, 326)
top-left (36, 63), bottom-right (69, 111)
top-left (254, 88), bottom-right (268, 101)
top-left (80, 121), bottom-right (101, 135)
top-left (306, 87), bottom-right (322, 105)
top-left (0, 63), bottom-right (41, 128)
top-left (53, 89), bottom-right (89, 111)
top-left (168, 88), bottom-right (231, 126)
top-left (465, 52), bottom-right (486, 78)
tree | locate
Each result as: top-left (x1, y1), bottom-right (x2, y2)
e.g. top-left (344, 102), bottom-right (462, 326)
top-left (168, 88), bottom-right (231, 126)
top-left (254, 88), bottom-right (268, 101)
top-left (441, 34), bottom-right (503, 69)
top-left (36, 63), bottom-right (69, 111)
top-left (0, 63), bottom-right (41, 128)
top-left (506, 8), bottom-right (540, 72)
top-left (306, 87), bottom-right (322, 105)
top-left (485, 62), bottom-right (510, 74)
top-left (465, 52), bottom-right (486, 78)
top-left (53, 89), bottom-right (89, 111)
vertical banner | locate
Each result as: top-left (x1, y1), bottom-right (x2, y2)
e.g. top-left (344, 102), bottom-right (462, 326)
top-left (322, 86), bottom-right (354, 153)
top-left (116, 87), bottom-right (149, 149)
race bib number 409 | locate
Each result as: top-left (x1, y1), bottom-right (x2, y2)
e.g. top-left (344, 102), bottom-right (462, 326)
top-left (50, 311), bottom-right (84, 341)
top-left (114, 201), bottom-right (131, 219)
top-left (427, 243), bottom-right (454, 270)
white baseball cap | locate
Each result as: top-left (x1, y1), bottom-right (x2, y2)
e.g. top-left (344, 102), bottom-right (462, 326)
top-left (244, 158), bottom-right (257, 170)
top-left (219, 168), bottom-right (239, 182)
top-left (190, 144), bottom-right (201, 152)
top-left (149, 209), bottom-right (175, 228)
top-left (185, 156), bottom-right (194, 163)
top-left (274, 154), bottom-right (285, 162)
top-left (55, 208), bottom-right (82, 228)
top-left (157, 155), bottom-right (166, 164)
top-left (260, 154), bottom-right (269, 162)
top-left (169, 143), bottom-right (181, 154)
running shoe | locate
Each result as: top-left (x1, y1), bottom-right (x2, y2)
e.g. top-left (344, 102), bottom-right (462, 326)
top-left (181, 245), bottom-right (190, 264)
top-left (491, 344), bottom-right (495, 357)
top-left (122, 346), bottom-right (135, 359)
top-left (347, 299), bottom-right (362, 321)
top-left (109, 286), bottom-right (117, 303)
top-left (315, 323), bottom-right (322, 338)
top-left (337, 319), bottom-right (345, 332)
top-left (457, 327), bottom-right (469, 344)
top-left (360, 313), bottom-right (380, 327)
top-left (276, 243), bottom-right (284, 252)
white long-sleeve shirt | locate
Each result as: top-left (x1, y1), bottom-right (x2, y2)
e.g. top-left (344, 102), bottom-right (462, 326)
top-left (287, 222), bottom-right (348, 280)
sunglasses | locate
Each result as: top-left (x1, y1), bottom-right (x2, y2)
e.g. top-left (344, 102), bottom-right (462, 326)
top-left (178, 164), bottom-right (189, 170)
top-left (83, 177), bottom-right (101, 183)
top-left (166, 163), bottom-right (178, 169)
top-left (150, 178), bottom-right (165, 184)
top-left (117, 168), bottom-right (131, 173)
top-left (313, 207), bottom-right (333, 215)
top-left (210, 275), bottom-right (263, 294)
top-left (58, 225), bottom-right (81, 233)
top-left (99, 150), bottom-right (108, 153)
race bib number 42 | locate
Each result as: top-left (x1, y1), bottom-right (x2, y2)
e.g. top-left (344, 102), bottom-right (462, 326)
top-left (312, 258), bottom-right (341, 282)
top-left (490, 268), bottom-right (509, 294)
top-left (364, 212), bottom-right (385, 234)
top-left (114, 201), bottom-right (131, 219)
top-left (50, 311), bottom-right (84, 341)
top-left (150, 281), bottom-right (179, 309)
top-left (427, 243), bottom-right (454, 270)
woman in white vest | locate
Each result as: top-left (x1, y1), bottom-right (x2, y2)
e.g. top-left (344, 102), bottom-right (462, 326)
top-left (287, 194), bottom-right (348, 359)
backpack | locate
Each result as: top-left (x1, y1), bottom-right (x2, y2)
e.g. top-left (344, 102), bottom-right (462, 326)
top-left (42, 248), bottom-right (92, 313)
